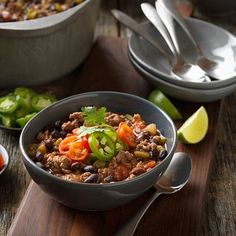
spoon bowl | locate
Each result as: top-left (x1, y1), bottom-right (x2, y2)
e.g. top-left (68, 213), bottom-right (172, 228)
top-left (154, 152), bottom-right (191, 193)
top-left (111, 9), bottom-right (208, 83)
top-left (157, 0), bottom-right (236, 80)
top-left (115, 152), bottom-right (191, 236)
top-left (141, 3), bottom-right (210, 83)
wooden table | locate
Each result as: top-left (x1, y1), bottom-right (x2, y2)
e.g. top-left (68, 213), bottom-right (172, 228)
top-left (0, 1), bottom-right (236, 235)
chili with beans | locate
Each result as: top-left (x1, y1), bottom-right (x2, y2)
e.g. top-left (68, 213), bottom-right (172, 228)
top-left (28, 106), bottom-right (168, 184)
top-left (0, 0), bottom-right (85, 22)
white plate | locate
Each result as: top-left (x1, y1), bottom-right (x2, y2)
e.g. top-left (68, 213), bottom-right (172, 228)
top-left (129, 52), bottom-right (236, 102)
top-left (129, 19), bottom-right (236, 89)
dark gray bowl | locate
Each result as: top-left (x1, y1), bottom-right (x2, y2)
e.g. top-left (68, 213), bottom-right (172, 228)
top-left (19, 91), bottom-right (177, 211)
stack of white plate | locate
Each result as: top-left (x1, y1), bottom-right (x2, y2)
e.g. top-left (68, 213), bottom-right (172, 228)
top-left (128, 18), bottom-right (236, 103)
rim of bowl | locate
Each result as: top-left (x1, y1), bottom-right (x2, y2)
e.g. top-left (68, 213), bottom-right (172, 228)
top-left (0, 144), bottom-right (9, 175)
top-left (129, 18), bottom-right (236, 89)
top-left (20, 91), bottom-right (177, 187)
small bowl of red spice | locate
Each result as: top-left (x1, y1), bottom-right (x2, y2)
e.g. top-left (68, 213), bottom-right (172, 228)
top-left (0, 144), bottom-right (9, 175)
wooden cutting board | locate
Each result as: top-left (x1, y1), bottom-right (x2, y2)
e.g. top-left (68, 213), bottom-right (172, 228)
top-left (8, 36), bottom-right (222, 236)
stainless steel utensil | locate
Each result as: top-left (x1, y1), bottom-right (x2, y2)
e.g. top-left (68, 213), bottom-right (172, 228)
top-left (156, 0), bottom-right (236, 80)
top-left (115, 152), bottom-right (192, 236)
top-left (141, 3), bottom-right (210, 82)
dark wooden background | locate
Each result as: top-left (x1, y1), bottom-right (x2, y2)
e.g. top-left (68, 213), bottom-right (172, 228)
top-left (0, 0), bottom-right (236, 235)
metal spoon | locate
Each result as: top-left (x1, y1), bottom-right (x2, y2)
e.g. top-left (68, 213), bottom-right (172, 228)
top-left (114, 152), bottom-right (192, 236)
top-left (111, 9), bottom-right (208, 83)
top-left (156, 0), bottom-right (236, 80)
top-left (141, 3), bottom-right (210, 82)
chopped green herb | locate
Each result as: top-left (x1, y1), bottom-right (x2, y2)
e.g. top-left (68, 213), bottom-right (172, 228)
top-left (81, 106), bottom-right (106, 126)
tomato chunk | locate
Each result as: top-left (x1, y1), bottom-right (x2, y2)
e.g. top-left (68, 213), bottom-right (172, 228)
top-left (117, 122), bottom-right (136, 147)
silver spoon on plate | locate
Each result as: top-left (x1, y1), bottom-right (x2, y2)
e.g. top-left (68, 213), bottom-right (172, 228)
top-left (114, 152), bottom-right (192, 236)
top-left (156, 0), bottom-right (236, 80)
top-left (141, 3), bottom-right (211, 83)
top-left (111, 9), bottom-right (209, 82)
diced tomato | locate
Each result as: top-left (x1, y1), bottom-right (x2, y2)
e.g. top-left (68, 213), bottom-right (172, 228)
top-left (144, 161), bottom-right (156, 169)
top-left (117, 122), bottom-right (136, 147)
top-left (132, 114), bottom-right (146, 129)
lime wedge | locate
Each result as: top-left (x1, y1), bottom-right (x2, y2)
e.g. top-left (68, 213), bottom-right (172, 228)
top-left (148, 89), bottom-right (182, 120)
top-left (177, 106), bottom-right (208, 144)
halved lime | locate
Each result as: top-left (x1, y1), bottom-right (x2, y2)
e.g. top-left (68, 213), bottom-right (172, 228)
top-left (177, 106), bottom-right (208, 144)
top-left (148, 89), bottom-right (182, 120)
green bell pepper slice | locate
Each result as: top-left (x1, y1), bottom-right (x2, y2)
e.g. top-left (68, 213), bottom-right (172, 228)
top-left (0, 95), bottom-right (18, 114)
top-left (0, 113), bottom-right (16, 127)
top-left (14, 87), bottom-right (36, 110)
top-left (16, 112), bottom-right (37, 128)
top-left (88, 132), bottom-right (116, 161)
top-left (31, 94), bottom-right (56, 112)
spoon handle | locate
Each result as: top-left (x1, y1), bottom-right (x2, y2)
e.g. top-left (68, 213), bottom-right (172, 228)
top-left (111, 9), bottom-right (172, 65)
top-left (114, 191), bottom-right (162, 236)
top-left (155, 1), bottom-right (183, 62)
top-left (141, 3), bottom-right (176, 56)
top-left (157, 0), bottom-right (201, 54)
top-left (141, 3), bottom-right (184, 65)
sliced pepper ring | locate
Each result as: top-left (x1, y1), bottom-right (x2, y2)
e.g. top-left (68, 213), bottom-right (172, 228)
top-left (67, 140), bottom-right (89, 162)
top-left (0, 95), bottom-right (18, 114)
top-left (88, 131), bottom-right (115, 161)
top-left (59, 135), bottom-right (78, 154)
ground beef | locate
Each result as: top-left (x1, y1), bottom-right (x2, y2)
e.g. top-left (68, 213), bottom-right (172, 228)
top-left (61, 119), bottom-right (80, 132)
top-left (44, 152), bottom-right (72, 174)
top-left (69, 112), bottom-right (84, 123)
top-left (105, 112), bottom-right (126, 127)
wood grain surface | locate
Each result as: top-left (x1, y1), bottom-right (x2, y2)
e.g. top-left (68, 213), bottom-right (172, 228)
top-left (0, 0), bottom-right (236, 235)
top-left (8, 36), bottom-right (222, 236)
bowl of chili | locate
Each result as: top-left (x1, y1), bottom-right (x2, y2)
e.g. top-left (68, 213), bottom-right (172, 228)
top-left (0, 144), bottom-right (9, 176)
top-left (20, 91), bottom-right (177, 211)
top-left (0, 0), bottom-right (100, 88)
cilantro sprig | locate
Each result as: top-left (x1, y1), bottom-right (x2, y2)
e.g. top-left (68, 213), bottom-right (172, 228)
top-left (81, 106), bottom-right (106, 126)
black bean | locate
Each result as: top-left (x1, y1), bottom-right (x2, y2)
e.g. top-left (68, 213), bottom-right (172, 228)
top-left (35, 162), bottom-right (45, 169)
top-left (71, 1), bottom-right (77, 7)
top-left (51, 130), bottom-right (62, 139)
top-left (60, 131), bottom-right (67, 138)
top-left (104, 175), bottom-right (113, 183)
top-left (44, 140), bottom-right (54, 150)
top-left (71, 162), bottom-right (81, 171)
top-left (150, 149), bottom-right (159, 159)
top-left (159, 150), bottom-right (168, 161)
top-left (83, 165), bottom-right (96, 173)
top-left (84, 174), bottom-right (99, 183)
top-left (54, 120), bottom-right (62, 130)
top-left (35, 151), bottom-right (44, 161)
